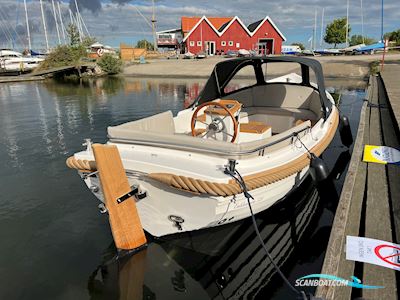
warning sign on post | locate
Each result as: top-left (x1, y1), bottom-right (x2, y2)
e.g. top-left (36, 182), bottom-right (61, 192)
top-left (346, 236), bottom-right (400, 271)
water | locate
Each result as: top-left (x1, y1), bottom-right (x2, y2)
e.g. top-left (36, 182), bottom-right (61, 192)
top-left (0, 77), bottom-right (365, 299)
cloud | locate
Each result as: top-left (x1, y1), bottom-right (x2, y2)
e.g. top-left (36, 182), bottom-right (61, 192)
top-left (68, 0), bottom-right (102, 13)
top-left (0, 0), bottom-right (398, 49)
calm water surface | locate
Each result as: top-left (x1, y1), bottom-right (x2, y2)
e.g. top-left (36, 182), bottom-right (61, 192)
top-left (0, 77), bottom-right (365, 299)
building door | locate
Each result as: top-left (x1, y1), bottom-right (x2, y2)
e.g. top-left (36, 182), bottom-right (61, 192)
top-left (206, 41), bottom-right (216, 55)
top-left (258, 39), bottom-right (274, 55)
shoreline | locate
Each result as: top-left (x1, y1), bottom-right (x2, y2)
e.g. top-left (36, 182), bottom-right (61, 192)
top-left (122, 53), bottom-right (400, 80)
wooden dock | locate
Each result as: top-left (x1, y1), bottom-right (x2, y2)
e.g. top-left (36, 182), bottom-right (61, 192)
top-left (30, 63), bottom-right (97, 77)
top-left (316, 62), bottom-right (400, 299)
top-left (0, 75), bottom-right (45, 83)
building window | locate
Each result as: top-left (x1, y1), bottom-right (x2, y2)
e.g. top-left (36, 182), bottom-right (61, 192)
top-left (189, 41), bottom-right (195, 47)
top-left (236, 42), bottom-right (240, 48)
top-left (197, 41), bottom-right (202, 46)
top-left (228, 41), bottom-right (233, 46)
top-left (221, 41), bottom-right (226, 46)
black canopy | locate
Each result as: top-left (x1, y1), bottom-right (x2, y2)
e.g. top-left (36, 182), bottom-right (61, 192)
top-left (194, 56), bottom-right (333, 119)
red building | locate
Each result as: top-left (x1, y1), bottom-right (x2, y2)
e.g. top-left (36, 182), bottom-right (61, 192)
top-left (181, 16), bottom-right (286, 55)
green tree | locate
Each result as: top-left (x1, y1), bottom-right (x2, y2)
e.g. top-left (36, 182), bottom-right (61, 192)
top-left (324, 17), bottom-right (350, 48)
top-left (291, 42), bottom-right (305, 50)
top-left (384, 29), bottom-right (400, 46)
top-left (82, 36), bottom-right (97, 48)
top-left (66, 24), bottom-right (80, 46)
top-left (97, 54), bottom-right (122, 74)
top-left (136, 39), bottom-right (154, 50)
top-left (349, 35), bottom-right (376, 46)
top-left (37, 45), bottom-right (87, 71)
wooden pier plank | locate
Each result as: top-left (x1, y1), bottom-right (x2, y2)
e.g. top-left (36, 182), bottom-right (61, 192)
top-left (316, 96), bottom-right (369, 299)
top-left (381, 64), bottom-right (400, 129)
top-left (379, 67), bottom-right (400, 244)
top-left (362, 76), bottom-right (397, 300)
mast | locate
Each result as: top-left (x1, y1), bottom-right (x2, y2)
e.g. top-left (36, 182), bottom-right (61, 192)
top-left (23, 0), bottom-right (31, 50)
top-left (69, 8), bottom-right (73, 25)
top-left (320, 8), bottom-right (324, 47)
top-left (51, 0), bottom-right (61, 44)
top-left (74, 0), bottom-right (83, 42)
top-left (313, 10), bottom-right (317, 50)
top-left (78, 13), bottom-right (90, 37)
top-left (360, 0), bottom-right (364, 43)
top-left (345, 0), bottom-right (349, 47)
top-left (39, 0), bottom-right (49, 51)
top-left (151, 0), bottom-right (157, 51)
top-left (57, 1), bottom-right (66, 44)
top-left (381, 0), bottom-right (384, 41)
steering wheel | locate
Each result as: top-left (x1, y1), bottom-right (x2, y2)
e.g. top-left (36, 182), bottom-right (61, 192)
top-left (191, 101), bottom-right (238, 143)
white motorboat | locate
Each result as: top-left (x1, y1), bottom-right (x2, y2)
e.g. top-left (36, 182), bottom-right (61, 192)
top-left (0, 50), bottom-right (44, 72)
top-left (183, 51), bottom-right (195, 59)
top-left (238, 49), bottom-right (251, 57)
top-left (67, 57), bottom-right (348, 238)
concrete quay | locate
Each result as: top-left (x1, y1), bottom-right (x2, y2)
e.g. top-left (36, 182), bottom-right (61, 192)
top-left (123, 53), bottom-right (400, 80)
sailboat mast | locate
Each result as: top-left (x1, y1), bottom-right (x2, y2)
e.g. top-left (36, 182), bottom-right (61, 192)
top-left (69, 9), bottom-right (73, 25)
top-left (151, 0), bottom-right (157, 51)
top-left (381, 0), bottom-right (383, 41)
top-left (74, 0), bottom-right (83, 42)
top-left (51, 0), bottom-right (61, 44)
top-left (360, 0), bottom-right (364, 43)
top-left (78, 13), bottom-right (90, 37)
top-left (39, 0), bottom-right (49, 51)
top-left (57, 1), bottom-right (66, 44)
top-left (313, 10), bottom-right (317, 50)
top-left (345, 0), bottom-right (349, 47)
top-left (23, 0), bottom-right (31, 50)
top-left (320, 8), bottom-right (324, 47)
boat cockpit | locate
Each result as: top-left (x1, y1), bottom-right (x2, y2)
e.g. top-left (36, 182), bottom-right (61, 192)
top-left (107, 57), bottom-right (334, 158)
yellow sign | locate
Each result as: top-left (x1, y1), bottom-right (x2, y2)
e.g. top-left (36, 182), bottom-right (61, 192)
top-left (363, 145), bottom-right (400, 164)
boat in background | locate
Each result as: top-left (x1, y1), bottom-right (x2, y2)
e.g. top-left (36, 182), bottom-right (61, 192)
top-left (0, 50), bottom-right (44, 74)
top-left (313, 48), bottom-right (342, 55)
top-left (183, 51), bottom-right (195, 59)
top-left (354, 42), bottom-right (385, 54)
top-left (195, 51), bottom-right (207, 59)
top-left (281, 45), bottom-right (302, 55)
top-left (238, 49), bottom-right (251, 57)
top-left (88, 43), bottom-right (117, 59)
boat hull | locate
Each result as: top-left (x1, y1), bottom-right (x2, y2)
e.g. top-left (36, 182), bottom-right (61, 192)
top-left (83, 165), bottom-right (309, 237)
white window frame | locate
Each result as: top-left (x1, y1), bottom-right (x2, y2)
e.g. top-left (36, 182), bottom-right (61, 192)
top-left (228, 41), bottom-right (233, 46)
top-left (221, 41), bottom-right (226, 46)
top-left (236, 42), bottom-right (240, 48)
top-left (197, 41), bottom-right (202, 46)
top-left (189, 41), bottom-right (195, 47)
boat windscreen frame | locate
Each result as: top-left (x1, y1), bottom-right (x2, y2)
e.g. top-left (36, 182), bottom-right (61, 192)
top-left (191, 56), bottom-right (332, 119)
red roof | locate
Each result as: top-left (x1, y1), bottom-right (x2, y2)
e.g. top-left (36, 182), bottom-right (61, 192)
top-left (181, 16), bottom-right (233, 33)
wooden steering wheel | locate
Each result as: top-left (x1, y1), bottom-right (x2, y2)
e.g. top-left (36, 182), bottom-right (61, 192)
top-left (191, 101), bottom-right (239, 143)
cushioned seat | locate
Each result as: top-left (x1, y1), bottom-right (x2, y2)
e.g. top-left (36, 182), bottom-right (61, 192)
top-left (239, 107), bottom-right (317, 133)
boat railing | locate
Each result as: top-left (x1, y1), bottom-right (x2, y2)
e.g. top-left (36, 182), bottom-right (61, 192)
top-left (108, 126), bottom-right (311, 156)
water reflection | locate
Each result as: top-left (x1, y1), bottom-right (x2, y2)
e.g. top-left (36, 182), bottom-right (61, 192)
top-left (87, 149), bottom-right (351, 300)
top-left (0, 77), bottom-right (363, 299)
top-left (88, 178), bottom-right (324, 300)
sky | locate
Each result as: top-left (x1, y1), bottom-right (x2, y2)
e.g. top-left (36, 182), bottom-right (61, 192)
top-left (0, 0), bottom-right (399, 50)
